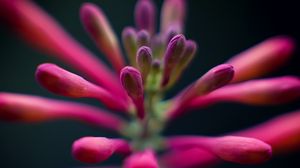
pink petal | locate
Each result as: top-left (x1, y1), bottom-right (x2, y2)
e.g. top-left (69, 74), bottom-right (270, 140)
top-left (36, 63), bottom-right (129, 112)
top-left (80, 3), bottom-right (125, 72)
top-left (228, 36), bottom-right (295, 83)
top-left (123, 149), bottom-right (159, 168)
top-left (0, 0), bottom-right (125, 98)
top-left (72, 137), bottom-right (131, 164)
top-left (0, 92), bottom-right (126, 132)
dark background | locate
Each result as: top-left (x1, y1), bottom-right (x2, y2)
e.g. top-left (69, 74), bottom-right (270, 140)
top-left (0, 0), bottom-right (299, 167)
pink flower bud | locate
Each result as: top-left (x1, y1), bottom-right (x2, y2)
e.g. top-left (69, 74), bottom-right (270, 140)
top-left (137, 30), bottom-right (151, 47)
top-left (72, 137), bottom-right (131, 164)
top-left (228, 36), bottom-right (295, 83)
top-left (160, 0), bottom-right (186, 33)
top-left (135, 0), bottom-right (156, 34)
top-left (167, 135), bottom-right (272, 164)
top-left (36, 63), bottom-right (129, 111)
top-left (122, 27), bottom-right (138, 66)
top-left (189, 76), bottom-right (300, 109)
top-left (162, 34), bottom-right (186, 87)
top-left (0, 93), bottom-right (125, 131)
top-left (123, 149), bottom-right (159, 168)
top-left (80, 3), bottom-right (125, 72)
top-left (120, 67), bottom-right (145, 119)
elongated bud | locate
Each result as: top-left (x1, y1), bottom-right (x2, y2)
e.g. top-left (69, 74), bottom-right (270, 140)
top-left (162, 34), bottom-right (186, 87)
top-left (179, 64), bottom-right (234, 103)
top-left (36, 63), bottom-right (128, 111)
top-left (137, 46), bottom-right (153, 81)
top-left (80, 3), bottom-right (125, 72)
top-left (160, 0), bottom-right (186, 33)
top-left (0, 93), bottom-right (125, 131)
top-left (72, 137), bottom-right (131, 164)
top-left (167, 136), bottom-right (272, 164)
top-left (124, 149), bottom-right (159, 168)
top-left (168, 40), bottom-right (197, 87)
top-left (120, 67), bottom-right (145, 119)
top-left (135, 0), bottom-right (156, 34)
top-left (137, 30), bottom-right (151, 47)
top-left (122, 27), bottom-right (138, 66)
top-left (228, 36), bottom-right (295, 83)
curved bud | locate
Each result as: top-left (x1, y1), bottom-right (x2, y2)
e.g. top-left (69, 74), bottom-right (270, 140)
top-left (136, 46), bottom-right (153, 81)
top-left (120, 67), bottom-right (145, 119)
top-left (228, 36), bottom-right (295, 83)
top-left (167, 135), bottom-right (272, 164)
top-left (135, 0), bottom-right (156, 34)
top-left (122, 27), bottom-right (138, 66)
top-left (72, 137), bottom-right (131, 164)
top-left (35, 63), bottom-right (129, 111)
top-left (137, 30), bottom-right (151, 47)
top-left (123, 149), bottom-right (159, 168)
top-left (80, 3), bottom-right (125, 72)
top-left (162, 34), bottom-right (186, 87)
top-left (0, 93), bottom-right (125, 131)
top-left (160, 0), bottom-right (186, 33)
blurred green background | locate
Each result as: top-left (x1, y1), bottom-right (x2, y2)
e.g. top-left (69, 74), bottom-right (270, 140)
top-left (0, 0), bottom-right (299, 167)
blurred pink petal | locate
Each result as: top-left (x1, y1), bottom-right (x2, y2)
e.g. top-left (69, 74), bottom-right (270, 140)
top-left (72, 137), bottom-right (131, 164)
top-left (228, 36), bottom-right (295, 83)
top-left (36, 63), bottom-right (129, 112)
top-left (235, 110), bottom-right (300, 155)
top-left (0, 92), bottom-right (126, 131)
top-left (80, 3), bottom-right (125, 72)
top-left (167, 135), bottom-right (272, 164)
top-left (123, 149), bottom-right (159, 168)
top-left (160, 148), bottom-right (219, 168)
top-left (188, 76), bottom-right (300, 109)
top-left (0, 0), bottom-right (125, 98)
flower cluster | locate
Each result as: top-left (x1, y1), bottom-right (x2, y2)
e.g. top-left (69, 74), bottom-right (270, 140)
top-left (0, 0), bottom-right (300, 167)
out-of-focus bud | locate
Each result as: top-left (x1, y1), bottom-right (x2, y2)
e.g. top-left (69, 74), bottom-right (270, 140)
top-left (228, 36), bottom-right (295, 83)
top-left (136, 46), bottom-right (153, 82)
top-left (135, 0), bottom-right (156, 35)
top-left (120, 67), bottom-right (145, 119)
top-left (167, 136), bottom-right (272, 164)
top-left (122, 27), bottom-right (138, 66)
top-left (151, 35), bottom-right (165, 58)
top-left (161, 34), bottom-right (186, 87)
top-left (80, 3), bottom-right (125, 72)
top-left (123, 149), bottom-right (159, 168)
top-left (137, 30), bottom-right (151, 47)
top-left (160, 0), bottom-right (186, 33)
top-left (72, 137), bottom-right (131, 164)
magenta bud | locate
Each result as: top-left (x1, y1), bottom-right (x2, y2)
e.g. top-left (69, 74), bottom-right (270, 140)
top-left (122, 27), bottom-right (138, 66)
top-left (162, 34), bottom-right (186, 87)
top-left (123, 149), bottom-right (159, 168)
top-left (135, 0), bottom-right (156, 34)
top-left (120, 66), bottom-right (145, 119)
top-left (80, 3), bottom-right (125, 72)
top-left (136, 46), bottom-right (153, 81)
top-left (137, 30), bottom-right (151, 47)
top-left (165, 24), bottom-right (181, 44)
top-left (72, 137), bottom-right (131, 164)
